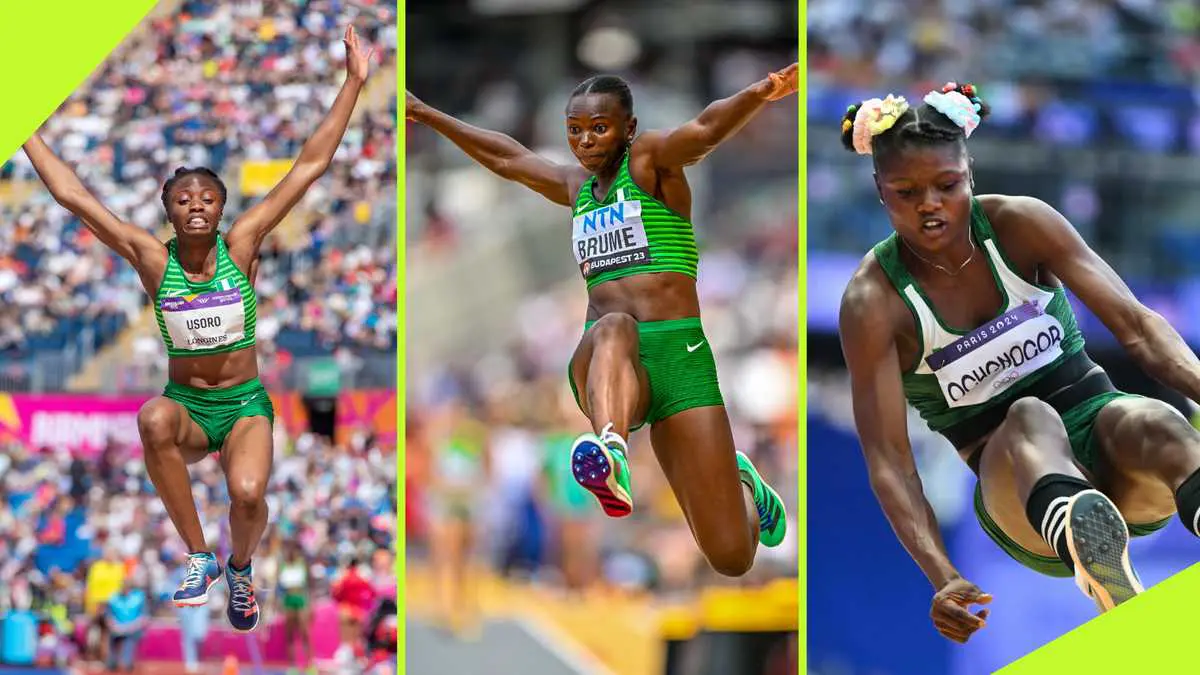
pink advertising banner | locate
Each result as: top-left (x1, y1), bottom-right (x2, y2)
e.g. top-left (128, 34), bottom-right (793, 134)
top-left (0, 390), bottom-right (395, 455)
top-left (0, 393), bottom-right (147, 456)
top-left (335, 389), bottom-right (396, 447)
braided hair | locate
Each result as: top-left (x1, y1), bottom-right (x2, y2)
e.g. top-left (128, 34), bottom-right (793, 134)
top-left (569, 75), bottom-right (634, 116)
top-left (840, 82), bottom-right (991, 169)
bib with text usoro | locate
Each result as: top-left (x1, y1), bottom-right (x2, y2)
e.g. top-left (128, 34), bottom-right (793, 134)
top-left (572, 199), bottom-right (651, 278)
top-left (926, 301), bottom-right (1064, 408)
top-left (160, 288), bottom-right (246, 351)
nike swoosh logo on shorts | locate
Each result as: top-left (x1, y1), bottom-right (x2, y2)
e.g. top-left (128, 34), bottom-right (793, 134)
top-left (240, 394), bottom-right (257, 407)
top-left (686, 341), bottom-right (705, 352)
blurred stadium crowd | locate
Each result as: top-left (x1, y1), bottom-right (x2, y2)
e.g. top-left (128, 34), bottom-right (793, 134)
top-left (0, 428), bottom-right (396, 671)
top-left (406, 0), bottom-right (798, 603)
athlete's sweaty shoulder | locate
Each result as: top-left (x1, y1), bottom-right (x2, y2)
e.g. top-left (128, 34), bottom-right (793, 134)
top-left (562, 165), bottom-right (594, 206)
top-left (134, 239), bottom-right (171, 299)
top-left (977, 193), bottom-right (1076, 277)
top-left (839, 251), bottom-right (909, 354)
top-left (626, 132), bottom-right (691, 216)
top-left (978, 193), bottom-right (1051, 231)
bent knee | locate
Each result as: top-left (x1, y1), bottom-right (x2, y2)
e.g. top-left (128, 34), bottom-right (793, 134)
top-left (1134, 401), bottom-right (1198, 446)
top-left (1006, 397), bottom-right (1058, 425)
top-left (590, 312), bottom-right (638, 342)
top-left (701, 540), bottom-right (755, 578)
top-left (137, 400), bottom-right (181, 445)
top-left (228, 478), bottom-right (268, 507)
top-left (1002, 397), bottom-right (1068, 439)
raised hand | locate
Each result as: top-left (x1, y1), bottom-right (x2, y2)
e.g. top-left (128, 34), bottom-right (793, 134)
top-left (343, 25), bottom-right (374, 83)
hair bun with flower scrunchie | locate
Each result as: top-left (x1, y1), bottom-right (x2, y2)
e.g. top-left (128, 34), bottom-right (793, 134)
top-left (838, 94), bottom-right (910, 156)
top-left (923, 81), bottom-right (990, 138)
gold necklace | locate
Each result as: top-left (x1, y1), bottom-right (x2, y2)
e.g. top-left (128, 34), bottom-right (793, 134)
top-left (902, 228), bottom-right (976, 277)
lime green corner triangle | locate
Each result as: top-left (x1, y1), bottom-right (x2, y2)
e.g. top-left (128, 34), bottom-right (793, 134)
top-left (999, 562), bottom-right (1200, 673)
top-left (0, 1), bottom-right (159, 164)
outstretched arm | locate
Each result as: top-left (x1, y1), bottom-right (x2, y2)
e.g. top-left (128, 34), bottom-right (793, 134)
top-left (227, 25), bottom-right (374, 255)
top-left (840, 271), bottom-right (991, 642)
top-left (406, 91), bottom-right (583, 206)
top-left (22, 135), bottom-right (163, 268)
top-left (1010, 196), bottom-right (1200, 402)
top-left (641, 62), bottom-right (797, 169)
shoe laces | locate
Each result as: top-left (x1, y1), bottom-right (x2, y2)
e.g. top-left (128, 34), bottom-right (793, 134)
top-left (228, 568), bottom-right (256, 612)
top-left (181, 555), bottom-right (211, 589)
top-left (598, 423), bottom-right (627, 453)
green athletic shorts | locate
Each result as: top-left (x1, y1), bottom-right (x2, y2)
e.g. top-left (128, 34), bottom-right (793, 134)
top-left (163, 378), bottom-right (276, 453)
top-left (282, 593), bottom-right (308, 612)
top-left (567, 317), bottom-right (725, 433)
top-left (973, 391), bottom-right (1172, 578)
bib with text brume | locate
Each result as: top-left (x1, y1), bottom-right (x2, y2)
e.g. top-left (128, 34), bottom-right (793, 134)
top-left (160, 288), bottom-right (246, 351)
top-left (926, 300), bottom-right (1065, 408)
top-left (572, 199), bottom-right (651, 278)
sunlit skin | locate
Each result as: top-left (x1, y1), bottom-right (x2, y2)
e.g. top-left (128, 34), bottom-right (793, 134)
top-left (876, 146), bottom-right (1006, 337)
top-left (875, 146), bottom-right (973, 260)
top-left (565, 93), bottom-right (636, 185)
top-left (166, 176), bottom-right (225, 238)
top-left (21, 25), bottom-right (374, 611)
top-left (405, 63), bottom-right (798, 578)
top-left (562, 91), bottom-right (700, 323)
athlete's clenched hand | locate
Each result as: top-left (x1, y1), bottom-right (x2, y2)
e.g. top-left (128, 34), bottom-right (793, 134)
top-left (931, 578), bottom-right (992, 643)
top-left (763, 62), bottom-right (798, 101)
top-left (405, 91), bottom-right (424, 121)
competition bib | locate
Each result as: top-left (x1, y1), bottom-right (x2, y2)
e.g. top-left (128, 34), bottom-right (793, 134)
top-left (926, 301), bottom-right (1065, 408)
top-left (572, 198), bottom-right (651, 278)
top-left (160, 288), bottom-right (246, 351)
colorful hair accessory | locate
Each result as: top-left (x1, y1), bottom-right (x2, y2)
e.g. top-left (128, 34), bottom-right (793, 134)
top-left (850, 94), bottom-right (909, 155)
top-left (841, 118), bottom-right (853, 133)
top-left (923, 89), bottom-right (980, 138)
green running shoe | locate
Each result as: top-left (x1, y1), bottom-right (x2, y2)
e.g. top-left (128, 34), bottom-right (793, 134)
top-left (737, 451), bottom-right (787, 547)
top-left (571, 424), bottom-right (633, 517)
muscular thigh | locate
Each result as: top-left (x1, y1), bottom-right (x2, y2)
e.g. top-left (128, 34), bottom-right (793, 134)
top-left (146, 397), bottom-right (210, 465)
top-left (568, 325), bottom-right (651, 423)
top-left (978, 445), bottom-right (1057, 558)
top-left (977, 401), bottom-right (1084, 558)
top-left (648, 406), bottom-right (746, 538)
top-left (218, 416), bottom-right (273, 481)
top-left (1091, 397), bottom-right (1199, 523)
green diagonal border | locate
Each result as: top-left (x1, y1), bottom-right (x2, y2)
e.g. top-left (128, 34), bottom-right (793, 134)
top-left (0, 1), bottom-right (159, 164)
top-left (999, 563), bottom-right (1200, 673)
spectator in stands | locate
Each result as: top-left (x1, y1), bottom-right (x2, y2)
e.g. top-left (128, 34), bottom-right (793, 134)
top-left (331, 557), bottom-right (379, 668)
top-left (104, 575), bottom-right (147, 673)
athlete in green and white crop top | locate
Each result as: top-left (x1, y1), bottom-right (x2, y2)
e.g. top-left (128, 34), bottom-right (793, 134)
top-left (22, 25), bottom-right (376, 635)
top-left (840, 82), bottom-right (1200, 636)
top-left (407, 63), bottom-right (798, 580)
top-left (872, 198), bottom-right (1089, 448)
top-left (570, 151), bottom-right (699, 287)
top-left (155, 236), bottom-right (258, 357)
